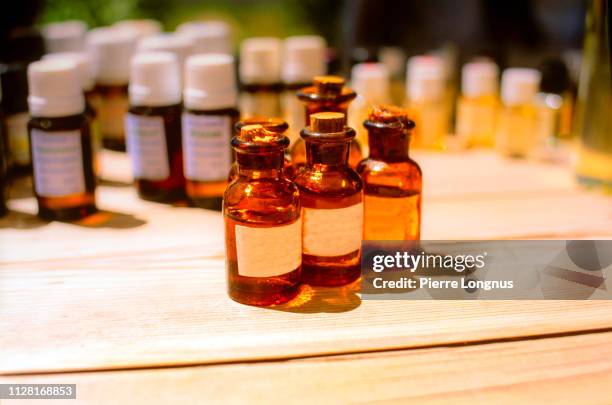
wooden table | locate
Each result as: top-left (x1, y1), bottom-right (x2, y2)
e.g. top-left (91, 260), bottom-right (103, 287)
top-left (1, 150), bottom-right (611, 404)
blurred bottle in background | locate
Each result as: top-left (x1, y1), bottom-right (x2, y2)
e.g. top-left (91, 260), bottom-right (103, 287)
top-left (176, 21), bottom-right (232, 55)
top-left (0, 117), bottom-right (7, 216)
top-left (42, 20), bottom-right (87, 53)
top-left (239, 37), bottom-right (283, 119)
top-left (113, 19), bottom-right (162, 41)
top-left (0, 65), bottom-right (31, 175)
top-left (137, 33), bottom-right (195, 76)
top-left (405, 55), bottom-right (448, 150)
top-left (281, 35), bottom-right (327, 146)
top-left (495, 68), bottom-right (540, 158)
top-left (378, 47), bottom-right (406, 105)
top-left (574, 0), bottom-right (611, 191)
top-left (348, 62), bottom-right (391, 156)
top-left (88, 27), bottom-right (137, 151)
top-left (455, 60), bottom-right (499, 148)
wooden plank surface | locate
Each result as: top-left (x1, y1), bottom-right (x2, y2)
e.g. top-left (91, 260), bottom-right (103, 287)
top-left (3, 330), bottom-right (612, 404)
top-left (1, 151), bottom-right (611, 375)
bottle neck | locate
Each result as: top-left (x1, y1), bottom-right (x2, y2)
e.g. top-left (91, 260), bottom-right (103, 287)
top-left (368, 128), bottom-right (410, 161)
top-left (237, 150), bottom-right (284, 179)
top-left (305, 140), bottom-right (350, 169)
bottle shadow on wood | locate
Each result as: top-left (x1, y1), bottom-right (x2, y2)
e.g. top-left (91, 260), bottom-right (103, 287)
top-left (269, 279), bottom-right (361, 313)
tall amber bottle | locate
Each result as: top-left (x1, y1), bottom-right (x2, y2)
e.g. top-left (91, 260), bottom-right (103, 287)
top-left (224, 124), bottom-right (302, 306)
top-left (182, 54), bottom-right (239, 210)
top-left (27, 59), bottom-right (96, 220)
top-left (292, 76), bottom-right (361, 168)
top-left (126, 52), bottom-right (185, 202)
top-left (294, 112), bottom-right (363, 286)
top-left (357, 105), bottom-right (422, 240)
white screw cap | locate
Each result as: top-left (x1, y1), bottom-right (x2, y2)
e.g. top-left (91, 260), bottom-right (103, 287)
top-left (129, 52), bottom-right (181, 107)
top-left (282, 35), bottom-right (326, 85)
top-left (138, 33), bottom-right (194, 68)
top-left (406, 55), bottom-right (446, 102)
top-left (184, 53), bottom-right (237, 110)
top-left (176, 21), bottom-right (231, 55)
top-left (42, 20), bottom-right (87, 53)
top-left (43, 52), bottom-right (96, 92)
top-left (113, 19), bottom-right (163, 41)
top-left (351, 62), bottom-right (390, 103)
top-left (88, 27), bottom-right (137, 86)
top-left (461, 60), bottom-right (499, 98)
top-left (28, 59), bottom-right (85, 117)
top-left (501, 68), bottom-right (541, 106)
top-left (239, 37), bottom-right (282, 85)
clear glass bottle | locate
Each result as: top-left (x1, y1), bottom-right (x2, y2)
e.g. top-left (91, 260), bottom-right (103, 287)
top-left (239, 37), bottom-right (283, 119)
top-left (292, 75), bottom-right (361, 169)
top-left (405, 55), bottom-right (449, 150)
top-left (126, 52), bottom-right (185, 203)
top-left (294, 112), bottom-right (363, 287)
top-left (455, 60), bottom-right (499, 148)
top-left (88, 27), bottom-right (136, 151)
top-left (0, 65), bottom-right (31, 175)
top-left (574, 0), bottom-right (612, 190)
top-left (348, 62), bottom-right (391, 156)
top-left (495, 68), bottom-right (541, 158)
top-left (224, 124), bottom-right (301, 306)
top-left (182, 54), bottom-right (239, 210)
top-left (27, 60), bottom-right (96, 221)
top-left (357, 105), bottom-right (422, 240)
top-left (228, 117), bottom-right (292, 182)
top-left (281, 35), bottom-right (327, 146)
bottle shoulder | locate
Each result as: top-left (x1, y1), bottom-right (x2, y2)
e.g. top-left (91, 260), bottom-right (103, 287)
top-left (293, 166), bottom-right (363, 196)
top-left (357, 158), bottom-right (422, 185)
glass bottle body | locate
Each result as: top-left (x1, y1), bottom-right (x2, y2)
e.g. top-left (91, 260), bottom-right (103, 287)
top-left (495, 104), bottom-right (537, 158)
top-left (127, 104), bottom-right (185, 202)
top-left (239, 83), bottom-right (283, 119)
top-left (182, 107), bottom-right (239, 210)
top-left (28, 113), bottom-right (97, 220)
top-left (4, 110), bottom-right (32, 175)
top-left (293, 141), bottom-right (363, 286)
top-left (95, 83), bottom-right (129, 151)
top-left (224, 150), bottom-right (301, 306)
top-left (357, 126), bottom-right (422, 241)
top-left (455, 94), bottom-right (498, 148)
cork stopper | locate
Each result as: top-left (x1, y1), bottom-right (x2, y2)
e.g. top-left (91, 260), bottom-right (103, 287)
top-left (313, 75), bottom-right (344, 95)
top-left (310, 112), bottom-right (345, 133)
top-left (366, 104), bottom-right (415, 130)
top-left (234, 123), bottom-right (289, 151)
top-left (235, 117), bottom-right (288, 134)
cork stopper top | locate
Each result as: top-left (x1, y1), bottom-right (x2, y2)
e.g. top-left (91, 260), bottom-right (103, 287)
top-left (310, 112), bottom-right (345, 132)
top-left (233, 123), bottom-right (289, 151)
top-left (365, 104), bottom-right (415, 131)
top-left (235, 116), bottom-right (288, 134)
top-left (313, 75), bottom-right (345, 95)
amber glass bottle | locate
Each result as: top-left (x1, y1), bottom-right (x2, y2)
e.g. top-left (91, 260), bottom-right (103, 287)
top-left (27, 60), bottom-right (96, 221)
top-left (183, 54), bottom-right (239, 210)
top-left (292, 76), bottom-right (361, 169)
top-left (224, 124), bottom-right (302, 306)
top-left (0, 126), bottom-right (7, 216)
top-left (126, 52), bottom-right (185, 202)
top-left (357, 105), bottom-right (422, 240)
top-left (294, 112), bottom-right (363, 286)
top-left (228, 117), bottom-right (292, 181)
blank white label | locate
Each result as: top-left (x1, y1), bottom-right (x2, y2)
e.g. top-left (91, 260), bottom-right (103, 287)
top-left (182, 113), bottom-right (231, 181)
top-left (31, 129), bottom-right (85, 197)
top-left (125, 114), bottom-right (169, 181)
top-left (303, 203), bottom-right (363, 257)
top-left (235, 218), bottom-right (302, 277)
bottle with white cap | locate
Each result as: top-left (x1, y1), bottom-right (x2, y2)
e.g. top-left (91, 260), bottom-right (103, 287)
top-left (42, 20), bottom-right (88, 53)
top-left (348, 62), bottom-right (391, 155)
top-left (88, 27), bottom-right (137, 151)
top-left (27, 59), bottom-right (96, 220)
top-left (176, 21), bottom-right (231, 55)
top-left (182, 54), bottom-right (239, 210)
top-left (455, 60), bottom-right (499, 148)
top-left (43, 51), bottom-right (102, 175)
top-left (239, 37), bottom-right (283, 119)
top-left (405, 55), bottom-right (449, 150)
top-left (113, 19), bottom-right (163, 41)
top-left (126, 52), bottom-right (185, 203)
top-left (495, 67), bottom-right (540, 157)
top-left (281, 35), bottom-right (327, 145)
top-left (137, 33), bottom-right (194, 72)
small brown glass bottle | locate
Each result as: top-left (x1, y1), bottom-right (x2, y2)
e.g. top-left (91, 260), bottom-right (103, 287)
top-left (228, 117), bottom-right (292, 182)
top-left (224, 124), bottom-right (302, 306)
top-left (357, 105), bottom-right (422, 240)
top-left (294, 112), bottom-right (363, 287)
top-left (27, 60), bottom-right (96, 221)
top-left (0, 124), bottom-right (7, 216)
top-left (292, 75), bottom-right (361, 169)
top-left (126, 52), bottom-right (185, 202)
top-left (182, 54), bottom-right (240, 210)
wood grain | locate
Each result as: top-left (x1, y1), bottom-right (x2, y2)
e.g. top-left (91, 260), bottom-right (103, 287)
top-left (3, 331), bottom-right (612, 404)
